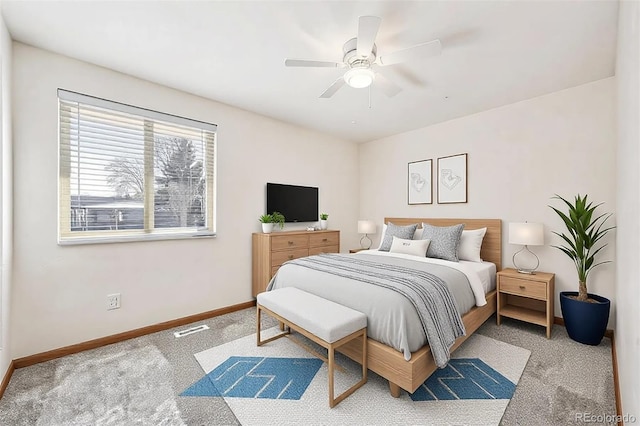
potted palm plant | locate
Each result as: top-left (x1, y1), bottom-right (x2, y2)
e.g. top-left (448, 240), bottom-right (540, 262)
top-left (259, 212), bottom-right (285, 233)
top-left (549, 194), bottom-right (614, 345)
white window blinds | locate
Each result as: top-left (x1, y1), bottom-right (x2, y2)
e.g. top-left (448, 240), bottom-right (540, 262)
top-left (58, 89), bottom-right (216, 244)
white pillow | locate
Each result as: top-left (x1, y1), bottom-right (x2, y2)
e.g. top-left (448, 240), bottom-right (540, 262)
top-left (412, 227), bottom-right (422, 240)
top-left (389, 236), bottom-right (431, 257)
top-left (376, 224), bottom-right (388, 250)
top-left (458, 227), bottom-right (487, 262)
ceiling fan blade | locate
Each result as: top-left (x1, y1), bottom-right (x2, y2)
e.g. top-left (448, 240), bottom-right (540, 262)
top-left (378, 39), bottom-right (442, 66)
top-left (357, 16), bottom-right (381, 57)
top-left (285, 59), bottom-right (343, 68)
top-left (320, 77), bottom-right (346, 98)
top-left (375, 73), bottom-right (402, 97)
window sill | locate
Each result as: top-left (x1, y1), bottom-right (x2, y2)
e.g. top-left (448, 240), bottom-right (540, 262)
top-left (58, 231), bottom-right (216, 246)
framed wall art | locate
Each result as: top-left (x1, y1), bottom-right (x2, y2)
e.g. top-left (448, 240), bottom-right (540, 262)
top-left (408, 159), bottom-right (432, 205)
top-left (437, 153), bottom-right (467, 204)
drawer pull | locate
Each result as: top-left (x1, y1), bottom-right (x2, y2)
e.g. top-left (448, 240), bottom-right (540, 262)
top-left (288, 255), bottom-right (294, 259)
top-left (519, 285), bottom-right (526, 290)
top-left (288, 241), bottom-right (294, 245)
top-left (322, 238), bottom-right (328, 242)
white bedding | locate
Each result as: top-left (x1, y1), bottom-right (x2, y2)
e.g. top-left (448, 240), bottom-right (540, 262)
top-left (459, 260), bottom-right (497, 293)
top-left (269, 251), bottom-right (496, 359)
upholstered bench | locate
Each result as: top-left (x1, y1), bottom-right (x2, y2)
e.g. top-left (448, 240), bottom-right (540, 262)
top-left (256, 287), bottom-right (368, 408)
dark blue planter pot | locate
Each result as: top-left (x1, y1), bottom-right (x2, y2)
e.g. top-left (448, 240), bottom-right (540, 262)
top-left (560, 291), bottom-right (610, 345)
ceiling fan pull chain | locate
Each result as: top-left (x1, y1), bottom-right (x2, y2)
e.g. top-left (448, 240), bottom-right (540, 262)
top-left (368, 86), bottom-right (372, 109)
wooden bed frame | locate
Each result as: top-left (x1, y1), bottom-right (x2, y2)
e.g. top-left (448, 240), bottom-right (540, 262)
top-left (337, 218), bottom-right (502, 397)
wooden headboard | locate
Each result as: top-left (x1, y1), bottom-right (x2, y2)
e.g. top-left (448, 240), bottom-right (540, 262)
top-left (384, 218), bottom-right (502, 271)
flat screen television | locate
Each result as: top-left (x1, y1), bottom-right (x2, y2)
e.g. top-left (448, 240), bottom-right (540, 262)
top-left (266, 183), bottom-right (318, 223)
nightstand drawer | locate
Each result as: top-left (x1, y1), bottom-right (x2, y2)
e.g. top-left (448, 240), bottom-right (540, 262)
top-left (309, 233), bottom-right (339, 247)
top-left (271, 235), bottom-right (309, 251)
top-left (500, 276), bottom-right (547, 300)
top-left (271, 248), bottom-right (309, 266)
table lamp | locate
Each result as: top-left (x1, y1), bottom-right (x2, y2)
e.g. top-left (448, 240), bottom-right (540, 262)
top-left (358, 220), bottom-right (376, 249)
top-left (509, 222), bottom-right (544, 274)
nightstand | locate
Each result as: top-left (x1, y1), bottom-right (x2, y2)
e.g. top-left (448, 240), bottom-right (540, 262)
top-left (497, 268), bottom-right (555, 338)
top-left (349, 248), bottom-right (369, 253)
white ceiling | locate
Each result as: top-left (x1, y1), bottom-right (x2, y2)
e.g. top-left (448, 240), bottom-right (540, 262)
top-left (1, 1), bottom-right (619, 143)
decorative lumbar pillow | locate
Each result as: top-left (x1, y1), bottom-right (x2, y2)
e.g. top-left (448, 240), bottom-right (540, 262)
top-left (379, 222), bottom-right (419, 252)
top-left (389, 236), bottom-right (430, 257)
top-left (458, 227), bottom-right (487, 263)
top-left (420, 223), bottom-right (465, 262)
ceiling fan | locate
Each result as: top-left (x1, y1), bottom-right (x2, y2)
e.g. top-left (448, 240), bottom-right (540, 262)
top-left (285, 16), bottom-right (442, 99)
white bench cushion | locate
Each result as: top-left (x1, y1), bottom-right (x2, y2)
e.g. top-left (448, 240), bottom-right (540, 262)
top-left (257, 287), bottom-right (367, 343)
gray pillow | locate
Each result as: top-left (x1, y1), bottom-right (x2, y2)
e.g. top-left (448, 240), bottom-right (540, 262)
top-left (379, 222), bottom-right (419, 252)
top-left (420, 223), bottom-right (464, 262)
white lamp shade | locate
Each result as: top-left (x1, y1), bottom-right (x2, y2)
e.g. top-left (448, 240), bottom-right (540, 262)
top-left (509, 222), bottom-right (544, 246)
top-left (358, 220), bottom-right (376, 234)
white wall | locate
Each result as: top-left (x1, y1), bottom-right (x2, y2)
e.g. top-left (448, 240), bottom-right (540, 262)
top-left (11, 43), bottom-right (359, 358)
top-left (615, 1), bottom-right (640, 420)
top-left (0, 11), bottom-right (13, 379)
top-left (359, 78), bottom-right (616, 323)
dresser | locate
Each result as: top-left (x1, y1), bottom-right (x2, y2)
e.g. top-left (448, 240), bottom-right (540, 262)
top-left (252, 229), bottom-right (340, 297)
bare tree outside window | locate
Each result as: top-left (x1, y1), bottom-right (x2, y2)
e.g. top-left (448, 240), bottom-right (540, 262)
top-left (104, 136), bottom-right (205, 229)
top-left (105, 157), bottom-right (144, 200)
top-left (154, 136), bottom-right (205, 228)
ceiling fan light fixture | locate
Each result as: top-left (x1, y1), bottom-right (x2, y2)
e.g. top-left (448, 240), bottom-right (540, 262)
top-left (344, 67), bottom-right (375, 89)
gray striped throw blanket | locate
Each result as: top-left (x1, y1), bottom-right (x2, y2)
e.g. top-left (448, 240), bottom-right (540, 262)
top-left (284, 253), bottom-right (466, 368)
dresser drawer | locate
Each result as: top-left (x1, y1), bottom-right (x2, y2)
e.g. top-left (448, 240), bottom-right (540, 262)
top-left (271, 235), bottom-right (309, 251)
top-left (309, 245), bottom-right (339, 256)
top-left (500, 276), bottom-right (547, 300)
top-left (271, 248), bottom-right (309, 266)
top-left (309, 232), bottom-right (339, 247)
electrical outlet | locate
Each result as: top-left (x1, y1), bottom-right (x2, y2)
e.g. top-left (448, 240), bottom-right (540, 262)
top-left (107, 293), bottom-right (121, 310)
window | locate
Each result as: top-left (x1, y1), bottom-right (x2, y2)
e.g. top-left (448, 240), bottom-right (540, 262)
top-left (58, 89), bottom-right (216, 244)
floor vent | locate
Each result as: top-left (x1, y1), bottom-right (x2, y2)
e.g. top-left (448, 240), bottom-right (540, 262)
top-left (173, 324), bottom-right (210, 338)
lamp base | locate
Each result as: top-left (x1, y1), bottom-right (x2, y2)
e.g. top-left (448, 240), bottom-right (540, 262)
top-left (512, 245), bottom-right (540, 274)
top-left (360, 234), bottom-right (372, 250)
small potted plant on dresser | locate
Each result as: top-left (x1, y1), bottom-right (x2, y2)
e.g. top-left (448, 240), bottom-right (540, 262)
top-left (259, 212), bottom-right (285, 234)
top-left (549, 194), bottom-right (614, 345)
top-left (319, 213), bottom-right (329, 230)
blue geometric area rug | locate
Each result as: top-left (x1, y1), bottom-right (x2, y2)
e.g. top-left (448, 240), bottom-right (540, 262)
top-left (184, 327), bottom-right (530, 426)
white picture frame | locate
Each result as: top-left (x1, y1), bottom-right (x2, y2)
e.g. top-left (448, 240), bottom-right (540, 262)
top-left (408, 159), bottom-right (432, 205)
top-left (437, 153), bottom-right (468, 204)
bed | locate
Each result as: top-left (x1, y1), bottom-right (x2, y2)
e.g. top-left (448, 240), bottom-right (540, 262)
top-left (268, 217), bottom-right (501, 397)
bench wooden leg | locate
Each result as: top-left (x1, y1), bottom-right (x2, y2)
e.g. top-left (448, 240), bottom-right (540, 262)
top-left (329, 345), bottom-right (336, 408)
top-left (256, 305), bottom-right (261, 346)
top-left (257, 304), bottom-right (290, 346)
top-left (362, 328), bottom-right (368, 383)
top-left (328, 328), bottom-right (368, 408)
